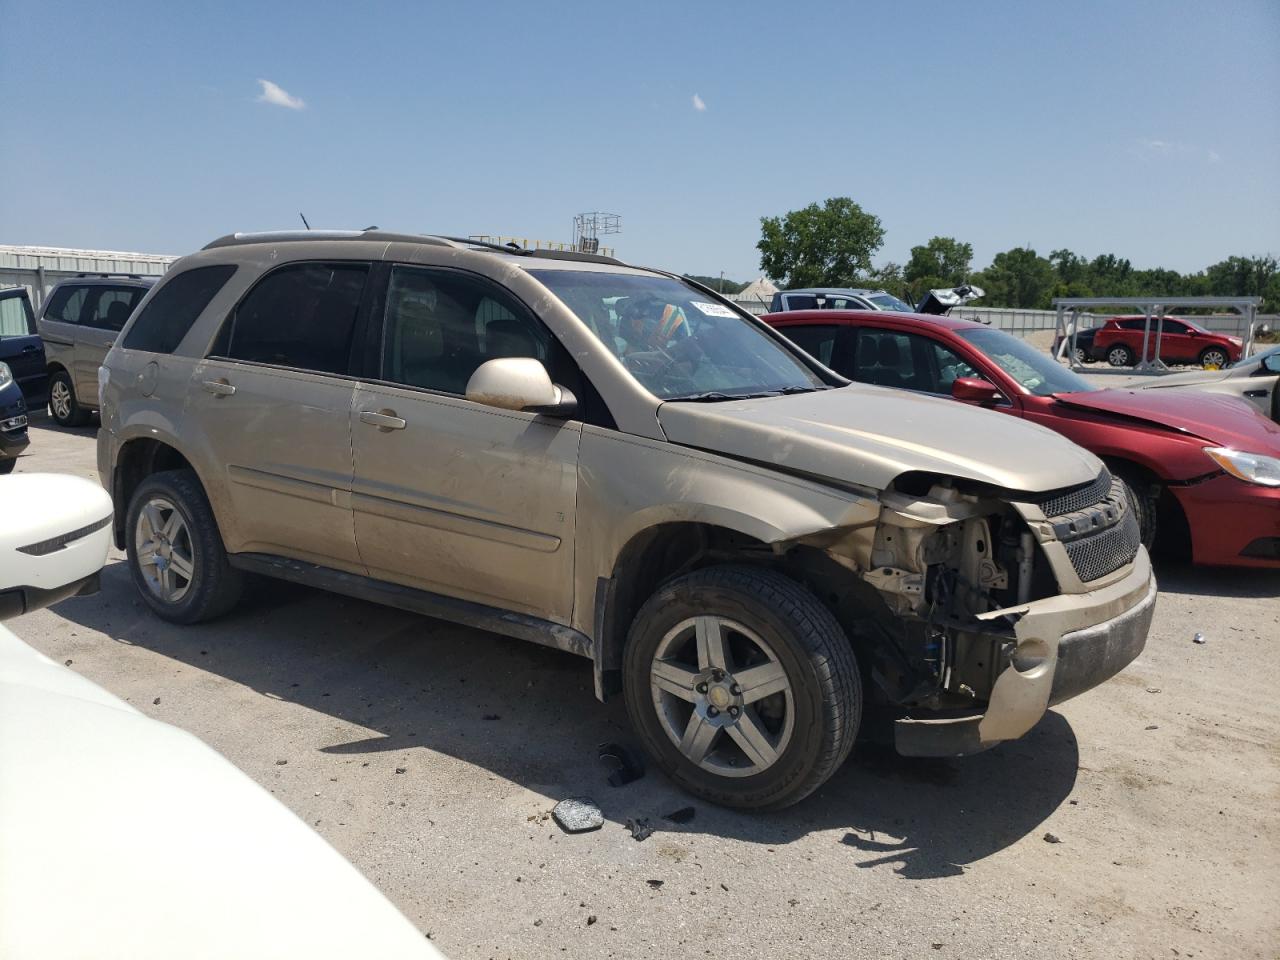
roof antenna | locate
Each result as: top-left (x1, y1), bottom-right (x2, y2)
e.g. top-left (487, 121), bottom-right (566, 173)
top-left (299, 213), bottom-right (311, 230)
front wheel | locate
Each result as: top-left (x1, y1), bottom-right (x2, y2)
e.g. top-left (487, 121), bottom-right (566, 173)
top-left (1199, 347), bottom-right (1229, 370)
top-left (623, 565), bottom-right (861, 810)
top-left (48, 369), bottom-right (89, 426)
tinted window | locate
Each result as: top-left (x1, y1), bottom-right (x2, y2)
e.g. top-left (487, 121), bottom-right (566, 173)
top-left (217, 263), bottom-right (368, 374)
top-left (44, 285), bottom-right (89, 324)
top-left (1117, 318), bottom-right (1149, 330)
top-left (123, 266), bottom-right (237, 354)
top-left (780, 325), bottom-right (840, 366)
top-left (381, 266), bottom-right (566, 396)
top-left (84, 286), bottom-right (148, 331)
top-left (1161, 319), bottom-right (1189, 335)
top-left (784, 294), bottom-right (819, 311)
top-left (0, 293), bottom-right (35, 337)
top-left (852, 329), bottom-right (937, 392)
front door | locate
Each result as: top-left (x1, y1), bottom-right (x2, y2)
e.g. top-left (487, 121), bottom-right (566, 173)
top-left (350, 264), bottom-right (581, 622)
top-left (185, 261), bottom-right (372, 572)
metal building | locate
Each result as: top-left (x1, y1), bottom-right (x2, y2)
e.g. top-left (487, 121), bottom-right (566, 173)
top-left (0, 245), bottom-right (176, 310)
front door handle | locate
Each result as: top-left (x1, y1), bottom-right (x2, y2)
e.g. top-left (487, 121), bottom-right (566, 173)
top-left (1244, 389), bottom-right (1269, 398)
top-left (360, 409), bottom-right (406, 431)
top-left (202, 378), bottom-right (236, 397)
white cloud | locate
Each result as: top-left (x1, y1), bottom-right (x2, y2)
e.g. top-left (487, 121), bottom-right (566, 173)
top-left (256, 79), bottom-right (305, 110)
top-left (1208, 149), bottom-right (1222, 163)
top-left (691, 93), bottom-right (706, 112)
top-left (1138, 138), bottom-right (1171, 151)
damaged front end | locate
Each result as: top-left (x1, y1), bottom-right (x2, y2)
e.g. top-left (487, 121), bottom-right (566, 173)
top-left (797, 469), bottom-right (1155, 757)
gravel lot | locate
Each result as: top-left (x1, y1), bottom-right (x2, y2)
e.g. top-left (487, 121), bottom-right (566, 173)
top-left (9, 419), bottom-right (1279, 960)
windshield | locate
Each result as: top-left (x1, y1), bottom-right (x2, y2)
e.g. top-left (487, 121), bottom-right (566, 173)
top-left (867, 293), bottom-right (915, 312)
top-left (957, 327), bottom-right (1097, 396)
top-left (529, 270), bottom-right (826, 400)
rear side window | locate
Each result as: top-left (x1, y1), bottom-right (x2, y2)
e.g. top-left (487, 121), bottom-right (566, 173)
top-left (779, 325), bottom-right (840, 367)
top-left (0, 294), bottom-right (35, 337)
top-left (43, 285), bottom-right (89, 324)
top-left (122, 266), bottom-right (237, 354)
top-left (784, 294), bottom-right (819, 311)
top-left (84, 286), bottom-right (148, 331)
top-left (214, 262), bottom-right (368, 375)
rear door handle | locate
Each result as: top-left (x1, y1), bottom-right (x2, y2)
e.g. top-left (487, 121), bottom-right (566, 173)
top-left (202, 378), bottom-right (236, 397)
top-left (360, 409), bottom-right (406, 431)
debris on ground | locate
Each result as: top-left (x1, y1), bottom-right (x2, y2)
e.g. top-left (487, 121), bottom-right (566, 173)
top-left (646, 879), bottom-right (664, 889)
top-left (152, 697), bottom-right (161, 705)
top-left (1145, 725), bottom-right (1159, 731)
top-left (663, 806), bottom-right (696, 824)
top-left (586, 915), bottom-right (598, 926)
top-left (598, 741), bottom-right (645, 787)
top-left (64, 659), bottom-right (73, 666)
top-left (395, 767), bottom-right (406, 774)
top-left (1146, 687), bottom-right (1161, 694)
top-left (482, 713), bottom-right (501, 720)
top-left (1193, 632), bottom-right (1207, 644)
top-left (1043, 832), bottom-right (1062, 844)
top-left (552, 798), bottom-right (604, 833)
top-left (626, 817), bottom-right (654, 842)
top-left (720, 883), bottom-right (729, 892)
top-left (275, 759), bottom-right (288, 765)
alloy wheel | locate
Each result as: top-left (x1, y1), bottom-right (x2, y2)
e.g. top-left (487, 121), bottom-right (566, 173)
top-left (51, 380), bottom-right (71, 420)
top-left (649, 615), bottom-right (795, 777)
top-left (134, 497), bottom-right (196, 603)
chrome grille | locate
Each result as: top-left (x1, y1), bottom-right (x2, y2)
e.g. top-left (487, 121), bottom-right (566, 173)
top-left (1031, 468), bottom-right (1113, 518)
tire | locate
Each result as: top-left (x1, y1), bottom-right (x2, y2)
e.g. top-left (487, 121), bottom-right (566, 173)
top-left (125, 468), bottom-right (243, 624)
top-left (48, 369), bottom-right (89, 426)
top-left (623, 564), bottom-right (861, 811)
top-left (1199, 347), bottom-right (1229, 370)
top-left (1114, 471), bottom-right (1157, 550)
top-left (1106, 345), bottom-right (1135, 368)
top-left (0, 457), bottom-right (14, 475)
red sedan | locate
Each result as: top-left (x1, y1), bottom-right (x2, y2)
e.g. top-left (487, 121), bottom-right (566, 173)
top-left (763, 309), bottom-right (1280, 568)
top-left (1092, 315), bottom-right (1242, 369)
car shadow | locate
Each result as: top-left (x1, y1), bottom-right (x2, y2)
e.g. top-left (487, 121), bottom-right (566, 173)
top-left (51, 559), bottom-right (1080, 880)
top-left (1154, 559), bottom-right (1278, 598)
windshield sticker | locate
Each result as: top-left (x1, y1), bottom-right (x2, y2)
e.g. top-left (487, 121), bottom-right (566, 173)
top-left (690, 301), bottom-right (738, 318)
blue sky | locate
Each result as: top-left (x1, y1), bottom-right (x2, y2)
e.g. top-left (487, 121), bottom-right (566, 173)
top-left (3, 0), bottom-right (1277, 279)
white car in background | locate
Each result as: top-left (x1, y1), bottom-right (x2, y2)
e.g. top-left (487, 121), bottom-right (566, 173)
top-left (1138, 344), bottom-right (1280, 422)
top-left (0, 473), bottom-right (442, 960)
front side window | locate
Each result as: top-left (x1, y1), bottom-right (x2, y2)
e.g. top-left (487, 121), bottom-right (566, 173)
top-left (530, 270), bottom-right (825, 400)
top-left (0, 293), bottom-right (35, 337)
top-left (381, 266), bottom-right (562, 396)
top-left (123, 265), bottom-right (237, 354)
top-left (784, 294), bottom-right (819, 311)
top-left (214, 262), bottom-right (368, 374)
top-left (43, 285), bottom-right (89, 324)
top-left (84, 286), bottom-right (148, 331)
top-left (957, 327), bottom-right (1096, 396)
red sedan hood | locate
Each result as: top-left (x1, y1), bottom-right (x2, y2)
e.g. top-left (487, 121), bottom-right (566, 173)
top-left (1054, 389), bottom-right (1280, 452)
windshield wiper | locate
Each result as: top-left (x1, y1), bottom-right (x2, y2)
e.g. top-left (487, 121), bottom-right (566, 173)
top-left (667, 385), bottom-right (829, 402)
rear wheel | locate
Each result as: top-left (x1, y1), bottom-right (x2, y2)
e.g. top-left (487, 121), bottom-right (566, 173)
top-left (623, 565), bottom-right (860, 810)
top-left (126, 469), bottom-right (243, 624)
top-left (49, 370), bottom-right (89, 426)
top-left (1107, 345), bottom-right (1135, 368)
top-left (1199, 347), bottom-right (1229, 370)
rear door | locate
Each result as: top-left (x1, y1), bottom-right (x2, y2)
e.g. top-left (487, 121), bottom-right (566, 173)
top-left (349, 264), bottom-right (581, 621)
top-left (0, 289), bottom-right (47, 405)
top-left (186, 261), bottom-right (370, 571)
top-left (74, 285), bottom-right (149, 400)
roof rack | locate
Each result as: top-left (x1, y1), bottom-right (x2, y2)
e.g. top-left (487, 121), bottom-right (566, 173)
top-left (73, 272), bottom-right (148, 279)
top-left (202, 229), bottom-right (627, 266)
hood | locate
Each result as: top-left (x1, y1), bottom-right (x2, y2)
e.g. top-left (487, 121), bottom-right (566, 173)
top-left (1054, 389), bottom-right (1280, 452)
top-left (1137, 369), bottom-right (1231, 389)
top-left (658, 385), bottom-right (1101, 494)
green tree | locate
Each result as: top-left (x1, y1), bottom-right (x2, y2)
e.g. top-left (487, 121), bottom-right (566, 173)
top-left (971, 247), bottom-right (1057, 309)
top-left (905, 237), bottom-right (973, 286)
top-left (758, 198), bottom-right (885, 287)
top-left (683, 274), bottom-right (746, 295)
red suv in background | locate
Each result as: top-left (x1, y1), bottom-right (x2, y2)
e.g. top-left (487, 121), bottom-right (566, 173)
top-left (763, 309), bottom-right (1280, 568)
top-left (1092, 315), bottom-right (1242, 369)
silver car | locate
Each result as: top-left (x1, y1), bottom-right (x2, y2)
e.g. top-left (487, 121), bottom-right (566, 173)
top-left (97, 230), bottom-right (1155, 809)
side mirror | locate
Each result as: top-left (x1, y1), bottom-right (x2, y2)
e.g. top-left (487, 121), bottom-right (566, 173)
top-left (1262, 355), bottom-right (1280, 375)
top-left (0, 474), bottom-right (112, 620)
top-left (951, 376), bottom-right (1001, 405)
top-left (465, 357), bottom-right (578, 418)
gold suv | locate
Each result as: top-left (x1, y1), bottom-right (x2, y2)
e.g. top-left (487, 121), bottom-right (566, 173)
top-left (98, 231), bottom-right (1156, 809)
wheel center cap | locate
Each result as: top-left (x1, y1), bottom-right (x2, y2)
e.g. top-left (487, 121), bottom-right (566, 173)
top-left (708, 686), bottom-right (731, 709)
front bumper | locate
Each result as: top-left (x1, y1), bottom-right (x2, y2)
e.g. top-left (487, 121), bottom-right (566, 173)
top-left (1172, 472), bottom-right (1280, 569)
top-left (895, 549), bottom-right (1156, 757)
top-left (0, 390), bottom-right (29, 460)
